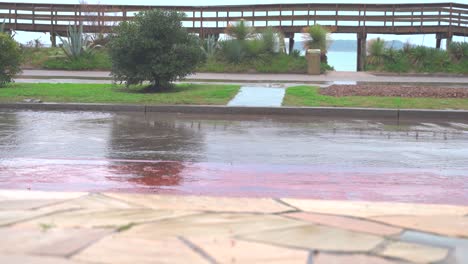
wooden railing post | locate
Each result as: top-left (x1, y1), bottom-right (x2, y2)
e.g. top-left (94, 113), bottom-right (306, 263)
top-left (357, 31), bottom-right (367, 71)
top-left (335, 4), bottom-right (338, 26)
top-left (420, 6), bottom-right (424, 32)
top-left (200, 7), bottom-right (204, 39)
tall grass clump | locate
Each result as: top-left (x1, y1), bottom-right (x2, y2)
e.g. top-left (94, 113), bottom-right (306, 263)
top-left (366, 41), bottom-right (468, 74)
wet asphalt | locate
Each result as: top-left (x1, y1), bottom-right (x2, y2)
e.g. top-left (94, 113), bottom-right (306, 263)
top-left (0, 110), bottom-right (467, 204)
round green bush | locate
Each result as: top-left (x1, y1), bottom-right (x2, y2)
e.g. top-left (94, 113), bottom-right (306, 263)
top-left (0, 33), bottom-right (22, 87)
top-left (109, 9), bottom-right (205, 90)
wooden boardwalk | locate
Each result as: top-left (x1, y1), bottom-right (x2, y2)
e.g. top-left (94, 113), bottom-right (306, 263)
top-left (1, 2), bottom-right (467, 70)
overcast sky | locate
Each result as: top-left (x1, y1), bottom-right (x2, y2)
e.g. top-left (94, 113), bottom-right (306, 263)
top-left (5, 0), bottom-right (468, 4)
top-left (5, 0), bottom-right (467, 46)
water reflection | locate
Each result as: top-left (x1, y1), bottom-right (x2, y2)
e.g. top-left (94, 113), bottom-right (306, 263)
top-left (0, 110), bottom-right (467, 204)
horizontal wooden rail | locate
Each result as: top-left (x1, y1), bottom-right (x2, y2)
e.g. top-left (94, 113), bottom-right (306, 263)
top-left (0, 2), bottom-right (467, 37)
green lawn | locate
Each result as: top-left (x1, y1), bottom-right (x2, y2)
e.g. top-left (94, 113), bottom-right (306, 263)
top-left (283, 86), bottom-right (468, 110)
top-left (0, 83), bottom-right (240, 105)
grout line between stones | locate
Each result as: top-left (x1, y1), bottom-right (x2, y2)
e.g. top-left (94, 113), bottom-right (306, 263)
top-left (178, 236), bottom-right (219, 264)
top-left (98, 193), bottom-right (151, 209)
top-left (30, 194), bottom-right (89, 211)
top-left (0, 207), bottom-right (82, 228)
top-left (64, 229), bottom-right (115, 259)
top-left (273, 198), bottom-right (302, 211)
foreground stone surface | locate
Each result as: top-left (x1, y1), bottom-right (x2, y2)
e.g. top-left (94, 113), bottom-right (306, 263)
top-left (0, 190), bottom-right (467, 263)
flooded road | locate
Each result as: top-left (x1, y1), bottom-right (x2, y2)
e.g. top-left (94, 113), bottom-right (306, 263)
top-left (0, 110), bottom-right (467, 205)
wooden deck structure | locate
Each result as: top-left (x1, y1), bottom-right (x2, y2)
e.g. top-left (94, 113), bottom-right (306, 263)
top-left (1, 2), bottom-right (467, 71)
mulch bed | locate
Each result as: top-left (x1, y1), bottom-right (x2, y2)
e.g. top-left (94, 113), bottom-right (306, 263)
top-left (320, 85), bottom-right (468, 98)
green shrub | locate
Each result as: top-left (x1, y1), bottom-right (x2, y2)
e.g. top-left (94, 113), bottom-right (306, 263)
top-left (367, 38), bottom-right (385, 66)
top-left (43, 50), bottom-right (111, 70)
top-left (448, 42), bottom-right (468, 62)
top-left (253, 54), bottom-right (305, 73)
top-left (0, 33), bottom-right (22, 87)
top-left (218, 40), bottom-right (246, 63)
top-left (259, 27), bottom-right (285, 54)
top-left (224, 20), bottom-right (255, 41)
top-left (109, 9), bottom-right (205, 89)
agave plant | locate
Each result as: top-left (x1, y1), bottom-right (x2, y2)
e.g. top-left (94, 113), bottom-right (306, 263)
top-left (58, 24), bottom-right (93, 59)
top-left (224, 20), bottom-right (255, 41)
top-left (202, 35), bottom-right (219, 59)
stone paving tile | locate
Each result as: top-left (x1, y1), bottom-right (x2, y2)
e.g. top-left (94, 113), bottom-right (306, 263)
top-left (105, 193), bottom-right (292, 213)
top-left (39, 193), bottom-right (140, 211)
top-left (400, 230), bottom-right (468, 264)
top-left (18, 209), bottom-right (197, 228)
top-left (240, 224), bottom-right (384, 252)
top-left (120, 213), bottom-right (306, 240)
top-left (0, 209), bottom-right (66, 226)
top-left (0, 190), bottom-right (86, 201)
top-left (187, 237), bottom-right (309, 263)
top-left (379, 241), bottom-right (449, 263)
top-left (0, 254), bottom-right (84, 264)
top-left (73, 235), bottom-right (208, 264)
top-left (0, 200), bottom-right (65, 210)
top-left (0, 226), bottom-right (112, 257)
top-left (313, 252), bottom-right (405, 264)
top-left (285, 212), bottom-right (402, 236)
top-left (371, 215), bottom-right (468, 238)
top-left (281, 199), bottom-right (468, 218)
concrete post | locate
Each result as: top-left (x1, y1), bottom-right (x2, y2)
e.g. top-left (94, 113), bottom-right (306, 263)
top-left (357, 32), bottom-right (367, 72)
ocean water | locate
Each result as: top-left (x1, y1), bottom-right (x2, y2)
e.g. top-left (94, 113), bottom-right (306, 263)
top-left (327, 51), bottom-right (357, 72)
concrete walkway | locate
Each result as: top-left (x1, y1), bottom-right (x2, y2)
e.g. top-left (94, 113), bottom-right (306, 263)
top-left (0, 189), bottom-right (467, 264)
top-left (227, 86), bottom-right (286, 107)
top-left (17, 70), bottom-right (468, 85)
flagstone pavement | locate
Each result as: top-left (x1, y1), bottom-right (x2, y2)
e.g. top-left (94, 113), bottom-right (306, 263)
top-left (0, 189), bottom-right (467, 264)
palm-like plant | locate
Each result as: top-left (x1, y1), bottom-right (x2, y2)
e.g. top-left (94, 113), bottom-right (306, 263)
top-left (302, 24), bottom-right (331, 61)
top-left (58, 24), bottom-right (93, 59)
top-left (448, 42), bottom-right (468, 62)
top-left (259, 27), bottom-right (285, 54)
top-left (367, 38), bottom-right (386, 66)
top-left (224, 19), bottom-right (255, 41)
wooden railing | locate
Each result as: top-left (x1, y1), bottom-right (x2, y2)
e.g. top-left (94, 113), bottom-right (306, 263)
top-left (1, 2), bottom-right (467, 36)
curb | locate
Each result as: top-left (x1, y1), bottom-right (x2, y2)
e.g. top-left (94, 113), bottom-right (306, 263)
top-left (1, 103), bottom-right (468, 120)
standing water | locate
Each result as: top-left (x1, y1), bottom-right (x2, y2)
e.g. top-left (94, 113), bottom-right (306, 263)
top-left (327, 51), bottom-right (358, 72)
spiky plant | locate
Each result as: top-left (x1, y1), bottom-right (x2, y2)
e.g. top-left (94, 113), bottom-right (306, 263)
top-left (58, 24), bottom-right (92, 59)
top-left (367, 38), bottom-right (386, 66)
top-left (302, 24), bottom-right (332, 61)
top-left (224, 20), bottom-right (255, 41)
top-left (448, 42), bottom-right (468, 62)
top-left (259, 27), bottom-right (285, 54)
top-left (202, 35), bottom-right (219, 59)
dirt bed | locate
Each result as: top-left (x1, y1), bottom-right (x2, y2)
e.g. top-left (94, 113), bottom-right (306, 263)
top-left (320, 85), bottom-right (468, 98)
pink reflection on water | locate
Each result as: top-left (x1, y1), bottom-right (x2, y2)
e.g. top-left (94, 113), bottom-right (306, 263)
top-left (0, 158), bottom-right (467, 205)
